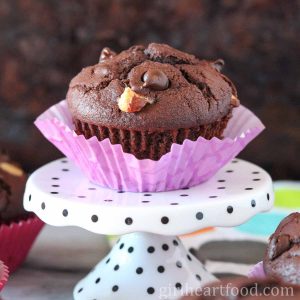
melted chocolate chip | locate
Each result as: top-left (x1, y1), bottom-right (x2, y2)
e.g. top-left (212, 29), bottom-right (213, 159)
top-left (142, 69), bottom-right (169, 91)
top-left (212, 59), bottom-right (225, 72)
top-left (99, 47), bottom-right (116, 62)
top-left (269, 234), bottom-right (292, 260)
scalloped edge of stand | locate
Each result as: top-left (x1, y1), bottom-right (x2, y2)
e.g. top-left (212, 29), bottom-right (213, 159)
top-left (24, 158), bottom-right (274, 235)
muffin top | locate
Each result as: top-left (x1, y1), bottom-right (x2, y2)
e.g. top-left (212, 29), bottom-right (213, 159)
top-left (264, 212), bottom-right (300, 285)
top-left (0, 152), bottom-right (28, 223)
top-left (67, 43), bottom-right (239, 131)
top-left (181, 277), bottom-right (300, 299)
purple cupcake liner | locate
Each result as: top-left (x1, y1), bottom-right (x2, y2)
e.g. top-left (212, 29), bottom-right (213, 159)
top-left (35, 100), bottom-right (264, 192)
top-left (248, 261), bottom-right (266, 279)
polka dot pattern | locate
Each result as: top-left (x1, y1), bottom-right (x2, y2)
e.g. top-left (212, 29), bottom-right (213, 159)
top-left (24, 158), bottom-right (274, 236)
top-left (23, 158), bottom-right (274, 299)
top-left (73, 232), bottom-right (215, 300)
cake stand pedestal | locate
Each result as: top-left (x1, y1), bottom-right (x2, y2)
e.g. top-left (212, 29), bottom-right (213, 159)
top-left (24, 158), bottom-right (274, 300)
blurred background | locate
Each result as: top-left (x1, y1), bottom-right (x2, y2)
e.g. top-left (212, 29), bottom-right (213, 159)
top-left (0, 0), bottom-right (299, 180)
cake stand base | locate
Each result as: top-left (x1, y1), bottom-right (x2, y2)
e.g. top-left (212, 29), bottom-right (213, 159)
top-left (73, 232), bottom-right (215, 300)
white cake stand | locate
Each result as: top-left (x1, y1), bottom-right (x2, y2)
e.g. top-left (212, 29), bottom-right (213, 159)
top-left (24, 158), bottom-right (274, 300)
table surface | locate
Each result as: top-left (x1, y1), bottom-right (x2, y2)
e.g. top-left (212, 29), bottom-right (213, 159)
top-left (1, 225), bottom-right (109, 300)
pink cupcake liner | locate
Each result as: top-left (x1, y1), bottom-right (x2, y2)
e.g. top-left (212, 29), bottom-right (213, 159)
top-left (0, 260), bottom-right (9, 291)
top-left (248, 261), bottom-right (266, 279)
top-left (0, 216), bottom-right (44, 273)
top-left (35, 100), bottom-right (264, 192)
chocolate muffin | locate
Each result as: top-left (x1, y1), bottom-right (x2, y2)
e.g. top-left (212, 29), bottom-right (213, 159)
top-left (264, 213), bottom-right (300, 285)
top-left (181, 277), bottom-right (300, 299)
top-left (67, 43), bottom-right (239, 160)
top-left (0, 151), bottom-right (28, 222)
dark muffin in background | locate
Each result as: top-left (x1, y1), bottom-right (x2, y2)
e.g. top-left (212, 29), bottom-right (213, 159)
top-left (0, 152), bottom-right (29, 223)
top-left (67, 43), bottom-right (239, 160)
top-left (264, 213), bottom-right (300, 285)
top-left (181, 277), bottom-right (300, 299)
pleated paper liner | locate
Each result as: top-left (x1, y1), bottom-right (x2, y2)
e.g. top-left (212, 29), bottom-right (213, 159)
top-left (248, 261), bottom-right (266, 279)
top-left (35, 100), bottom-right (264, 192)
top-left (0, 215), bottom-right (44, 273)
top-left (0, 260), bottom-right (9, 291)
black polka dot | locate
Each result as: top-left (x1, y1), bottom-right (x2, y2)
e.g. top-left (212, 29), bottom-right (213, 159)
top-left (144, 193), bottom-right (152, 196)
top-left (182, 187), bottom-right (189, 190)
top-left (253, 178), bottom-right (261, 181)
top-left (128, 247), bottom-right (134, 253)
top-left (114, 265), bottom-right (119, 271)
top-left (232, 160), bottom-right (238, 163)
top-left (62, 209), bottom-right (68, 217)
top-left (251, 200), bottom-right (256, 207)
top-left (50, 191), bottom-right (58, 194)
top-left (104, 199), bottom-right (113, 202)
top-left (196, 212), bottom-right (204, 220)
top-left (157, 266), bottom-right (165, 273)
top-left (142, 200), bottom-right (150, 203)
top-left (245, 187), bottom-right (253, 190)
top-left (147, 246), bottom-right (155, 253)
top-left (78, 195), bottom-right (86, 198)
top-left (218, 179), bottom-right (226, 182)
top-left (62, 169), bottom-right (69, 172)
top-left (41, 202), bottom-right (46, 210)
top-left (52, 177), bottom-right (59, 180)
top-left (162, 244), bottom-right (169, 251)
top-left (52, 184), bottom-right (60, 187)
top-left (91, 215), bottom-right (98, 222)
top-left (175, 283), bottom-right (182, 290)
top-left (136, 267), bottom-right (143, 274)
top-left (88, 187), bottom-right (96, 190)
top-left (112, 285), bottom-right (119, 292)
top-left (61, 160), bottom-right (68, 163)
top-left (226, 170), bottom-right (233, 173)
top-left (218, 187), bottom-right (226, 189)
top-left (267, 193), bottom-right (270, 200)
top-left (173, 240), bottom-right (179, 246)
top-left (196, 274), bottom-right (201, 281)
top-left (147, 287), bottom-right (155, 295)
top-left (161, 216), bottom-right (169, 224)
top-left (227, 206), bottom-right (234, 214)
top-left (170, 203), bottom-right (179, 205)
top-left (176, 261), bottom-right (182, 268)
top-left (180, 194), bottom-right (189, 197)
top-left (95, 278), bottom-right (100, 284)
top-left (209, 195), bottom-right (218, 198)
top-left (117, 191), bottom-right (125, 193)
top-left (187, 254), bottom-right (192, 261)
top-left (78, 288), bottom-right (83, 293)
top-left (119, 243), bottom-right (124, 250)
top-left (125, 217), bottom-right (133, 225)
top-left (252, 171), bottom-right (260, 174)
top-left (29, 195), bottom-right (32, 201)
top-left (106, 258), bottom-right (110, 264)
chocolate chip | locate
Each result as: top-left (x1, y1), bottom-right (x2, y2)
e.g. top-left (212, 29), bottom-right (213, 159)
top-left (211, 59), bottom-right (225, 72)
top-left (269, 234), bottom-right (291, 260)
top-left (142, 69), bottom-right (169, 91)
top-left (99, 47), bottom-right (116, 62)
